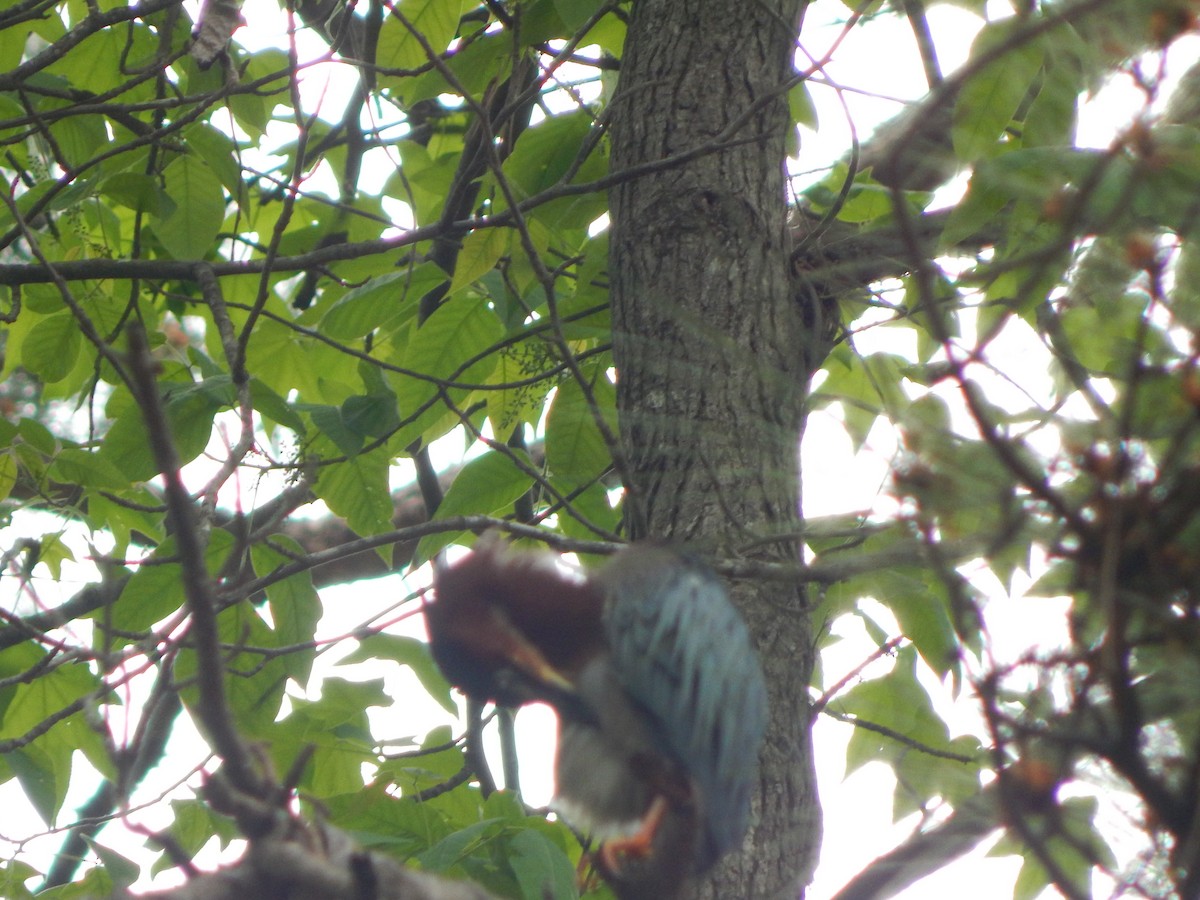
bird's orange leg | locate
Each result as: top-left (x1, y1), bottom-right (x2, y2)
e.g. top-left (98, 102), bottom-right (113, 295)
top-left (598, 795), bottom-right (669, 873)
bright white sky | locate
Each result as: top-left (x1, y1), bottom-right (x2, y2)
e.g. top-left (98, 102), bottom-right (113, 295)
top-left (4, 1), bottom-right (1200, 898)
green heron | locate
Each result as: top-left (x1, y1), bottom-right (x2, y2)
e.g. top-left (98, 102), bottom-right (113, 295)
top-left (424, 537), bottom-right (768, 897)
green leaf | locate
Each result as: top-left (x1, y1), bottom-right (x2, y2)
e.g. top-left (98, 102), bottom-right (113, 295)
top-left (152, 155), bottom-right (225, 260)
top-left (86, 840), bottom-right (139, 889)
top-left (18, 416), bottom-right (56, 454)
top-left (417, 450), bottom-right (535, 560)
top-left (839, 649), bottom-right (953, 780)
top-left (0, 859), bottom-right (40, 900)
top-left (44, 112), bottom-right (109, 172)
top-left (1021, 52), bottom-right (1081, 149)
top-left (321, 787), bottom-right (448, 858)
top-left (546, 374), bottom-right (617, 485)
top-left (508, 828), bottom-right (579, 900)
top-left (99, 377), bottom-right (228, 481)
top-left (180, 124), bottom-right (244, 200)
top-left (376, 0), bottom-right (465, 72)
top-left (500, 112), bottom-right (593, 198)
top-left (0, 662), bottom-right (99, 823)
top-left (31, 532), bottom-right (75, 580)
top-left (108, 531), bottom-right (236, 636)
top-left (1006, 798), bottom-right (1109, 900)
top-left (267, 680), bottom-right (388, 797)
top-left (228, 49), bottom-right (290, 138)
top-left (342, 634), bottom-right (457, 715)
top-left (954, 23), bottom-right (1044, 161)
top-left (487, 341), bottom-right (556, 436)
top-left (250, 378), bottom-right (307, 435)
top-left (0, 452), bottom-right (16, 504)
top-left (400, 30), bottom-right (515, 104)
top-left (341, 392), bottom-right (401, 440)
top-left (552, 0), bottom-right (605, 31)
top-left (320, 267), bottom-right (439, 341)
top-left (389, 293), bottom-right (503, 445)
top-left (418, 819), bottom-right (504, 872)
top-left (879, 570), bottom-right (961, 678)
top-left (451, 228), bottom-right (509, 294)
top-left (101, 172), bottom-right (170, 216)
top-left (314, 447), bottom-right (395, 538)
top-left (174, 603), bottom-right (293, 738)
top-left (252, 539), bottom-right (321, 686)
top-left (20, 313), bottom-right (82, 383)
top-left (789, 80), bottom-right (818, 131)
top-left (555, 478), bottom-right (620, 541)
top-left (7, 747), bottom-right (62, 826)
top-left (153, 799), bottom-right (236, 875)
top-left (1173, 237), bottom-right (1200, 331)
top-left (49, 447), bottom-right (128, 492)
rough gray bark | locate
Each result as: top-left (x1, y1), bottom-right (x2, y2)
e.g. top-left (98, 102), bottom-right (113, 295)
top-left (607, 1), bottom-right (821, 897)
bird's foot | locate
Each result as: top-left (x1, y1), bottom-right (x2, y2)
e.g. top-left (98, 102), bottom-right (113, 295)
top-left (596, 796), bottom-right (668, 874)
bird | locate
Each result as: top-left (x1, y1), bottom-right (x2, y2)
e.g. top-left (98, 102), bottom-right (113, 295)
top-left (423, 536), bottom-right (768, 898)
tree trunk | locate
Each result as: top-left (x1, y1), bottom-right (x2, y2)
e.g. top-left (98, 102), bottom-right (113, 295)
top-left (608, 1), bottom-right (820, 897)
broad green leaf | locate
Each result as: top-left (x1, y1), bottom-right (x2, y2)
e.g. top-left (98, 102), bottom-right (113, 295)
top-left (19, 414), bottom-right (59, 455)
top-left (545, 374), bottom-right (617, 485)
top-left (99, 377), bottom-right (229, 482)
top-left (228, 49), bottom-right (291, 138)
top-left (789, 80), bottom-right (818, 131)
top-left (49, 448), bottom-right (129, 492)
top-left (488, 341), bottom-right (556, 436)
top-left (839, 649), bottom-right (952, 779)
top-left (552, 0), bottom-right (605, 31)
top-left (7, 747), bottom-right (62, 826)
top-left (174, 602), bottom-right (293, 737)
top-left (376, 0), bottom-right (465, 73)
top-left (1173, 237), bottom-right (1200, 330)
top-left (342, 392), bottom-right (402, 441)
top-left (179, 124), bottom-right (244, 201)
top-left (249, 378), bottom-right (307, 435)
top-left (0, 663), bottom-right (98, 822)
top-left (151, 799), bottom-right (237, 876)
top-left (20, 313), bottom-right (82, 383)
top-left (31, 532), bottom-right (74, 580)
top-left (321, 267), bottom-right (440, 341)
top-left (500, 112), bottom-right (593, 198)
top-left (954, 23), bottom-right (1044, 161)
top-left (321, 787), bottom-right (450, 857)
top-left (304, 403), bottom-right (368, 456)
top-left (43, 110), bottom-right (109, 172)
top-left (0, 452), bottom-right (16, 503)
top-left (342, 634), bottom-right (457, 715)
top-left (416, 449), bottom-right (535, 560)
top-left (265, 685), bottom-right (382, 798)
top-left (554, 478), bottom-right (620, 541)
top-left (0, 859), bottom-right (40, 900)
top-left (1021, 52), bottom-right (1081, 149)
top-left (108, 531), bottom-right (236, 636)
top-left (451, 228), bottom-right (510, 294)
top-left (508, 828), bottom-right (579, 900)
top-left (401, 30), bottom-right (514, 104)
top-left (390, 293), bottom-right (503, 445)
top-left (152, 155), bottom-right (225, 260)
top-left (418, 819), bottom-right (504, 872)
top-left (245, 316), bottom-right (331, 402)
top-left (252, 539), bottom-right (321, 686)
top-left (314, 447), bottom-right (395, 538)
top-left (1005, 798), bottom-right (1109, 900)
top-left (85, 840), bottom-right (139, 889)
top-left (101, 172), bottom-right (170, 216)
top-left (877, 569), bottom-right (961, 678)
top-left (836, 180), bottom-right (892, 224)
